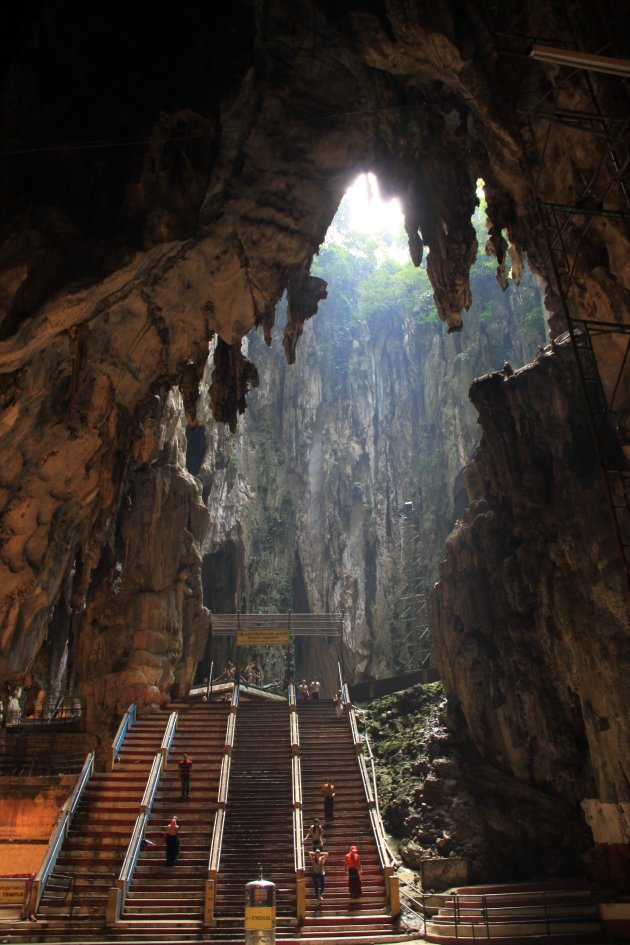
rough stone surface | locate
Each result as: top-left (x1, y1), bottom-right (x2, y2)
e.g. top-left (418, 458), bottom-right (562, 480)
top-left (433, 339), bottom-right (630, 875)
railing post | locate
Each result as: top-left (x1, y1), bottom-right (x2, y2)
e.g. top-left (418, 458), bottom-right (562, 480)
top-left (204, 874), bottom-right (216, 926)
top-left (106, 884), bottom-right (122, 925)
top-left (385, 866), bottom-right (400, 917)
top-left (296, 871), bottom-right (306, 923)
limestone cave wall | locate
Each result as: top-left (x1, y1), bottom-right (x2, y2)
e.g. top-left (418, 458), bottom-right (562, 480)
top-left (196, 248), bottom-right (546, 692)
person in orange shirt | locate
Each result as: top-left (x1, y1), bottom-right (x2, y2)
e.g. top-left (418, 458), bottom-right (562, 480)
top-left (321, 780), bottom-right (335, 819)
top-left (344, 845), bottom-right (362, 896)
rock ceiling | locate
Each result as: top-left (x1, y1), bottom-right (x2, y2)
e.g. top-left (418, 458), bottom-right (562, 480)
top-left (0, 0), bottom-right (629, 863)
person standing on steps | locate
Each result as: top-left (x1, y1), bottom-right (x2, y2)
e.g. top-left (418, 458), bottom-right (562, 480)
top-left (309, 677), bottom-right (321, 700)
top-left (179, 753), bottom-right (193, 798)
top-left (308, 847), bottom-right (328, 901)
top-left (344, 844), bottom-right (363, 897)
top-left (165, 816), bottom-right (180, 866)
top-left (299, 679), bottom-right (310, 700)
top-left (334, 689), bottom-right (344, 719)
top-left (304, 817), bottom-right (324, 849)
top-left (321, 780), bottom-right (335, 819)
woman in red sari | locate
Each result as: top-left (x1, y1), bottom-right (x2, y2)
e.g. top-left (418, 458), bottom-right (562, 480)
top-left (344, 845), bottom-right (363, 896)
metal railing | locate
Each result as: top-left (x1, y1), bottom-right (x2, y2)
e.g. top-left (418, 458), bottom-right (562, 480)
top-left (109, 704), bottom-right (137, 769)
top-left (108, 711), bottom-right (177, 923)
top-left (204, 685), bottom-right (239, 925)
top-left (339, 663), bottom-right (399, 915)
top-left (28, 751), bottom-right (94, 915)
top-left (403, 887), bottom-right (599, 940)
top-left (40, 872), bottom-right (76, 918)
top-left (206, 660), bottom-right (214, 702)
top-left (289, 688), bottom-right (306, 923)
top-left (160, 711), bottom-right (178, 764)
top-left (398, 878), bottom-right (427, 936)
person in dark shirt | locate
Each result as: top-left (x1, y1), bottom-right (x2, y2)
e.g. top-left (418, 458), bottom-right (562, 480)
top-left (179, 754), bottom-right (193, 798)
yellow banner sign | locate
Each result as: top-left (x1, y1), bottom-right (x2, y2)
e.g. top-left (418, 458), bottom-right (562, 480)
top-left (0, 879), bottom-right (28, 906)
top-left (245, 905), bottom-right (275, 929)
top-left (236, 629), bottom-right (290, 646)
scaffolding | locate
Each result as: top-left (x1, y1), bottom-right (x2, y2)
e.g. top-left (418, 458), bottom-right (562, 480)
top-left (496, 20), bottom-right (630, 598)
top-left (393, 503), bottom-right (432, 671)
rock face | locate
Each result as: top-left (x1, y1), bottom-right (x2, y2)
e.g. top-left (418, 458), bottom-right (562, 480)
top-left (366, 684), bottom-right (592, 883)
top-left (197, 237), bottom-right (546, 691)
top-left (433, 339), bottom-right (630, 879)
top-left (0, 0), bottom-right (629, 868)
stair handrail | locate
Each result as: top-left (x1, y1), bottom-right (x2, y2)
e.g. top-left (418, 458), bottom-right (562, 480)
top-left (348, 702), bottom-right (361, 747)
top-left (159, 710), bottom-right (178, 765)
top-left (28, 750), bottom-right (94, 915)
top-left (357, 752), bottom-right (376, 806)
top-left (342, 671), bottom-right (399, 916)
top-left (217, 754), bottom-right (232, 806)
top-left (428, 887), bottom-right (597, 939)
top-left (110, 809), bottom-right (149, 922)
top-left (358, 716), bottom-right (384, 820)
top-left (398, 878), bottom-right (427, 936)
top-left (206, 659), bottom-right (214, 702)
top-left (109, 703), bottom-right (137, 769)
top-left (290, 700), bottom-right (305, 924)
top-left (291, 753), bottom-right (303, 809)
top-left (293, 806), bottom-right (305, 873)
top-left (139, 752), bottom-right (163, 814)
top-left (204, 685), bottom-right (239, 924)
top-left (107, 710), bottom-right (177, 923)
top-left (290, 709), bottom-right (299, 752)
top-left (207, 808), bottom-right (226, 875)
top-left (288, 682), bottom-right (296, 706)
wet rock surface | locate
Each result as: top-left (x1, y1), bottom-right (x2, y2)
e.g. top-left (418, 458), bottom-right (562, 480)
top-left (367, 683), bottom-right (592, 884)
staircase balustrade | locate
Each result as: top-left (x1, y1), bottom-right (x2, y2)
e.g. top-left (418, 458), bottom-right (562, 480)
top-left (424, 887), bottom-right (602, 940)
top-left (206, 659), bottom-right (214, 702)
top-left (28, 751), bottom-right (94, 915)
top-left (159, 710), bottom-right (178, 765)
top-left (340, 664), bottom-right (400, 917)
top-left (107, 711), bottom-right (177, 923)
top-left (204, 685), bottom-right (239, 925)
top-left (139, 753), bottom-right (164, 814)
top-left (109, 703), bottom-right (137, 770)
top-left (293, 807), bottom-right (306, 923)
top-left (288, 680), bottom-right (306, 921)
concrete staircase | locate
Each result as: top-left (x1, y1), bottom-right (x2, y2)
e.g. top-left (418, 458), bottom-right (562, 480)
top-left (114, 701), bottom-right (231, 940)
top-left (425, 880), bottom-right (604, 943)
top-left (214, 699), bottom-right (295, 928)
top-left (294, 698), bottom-right (406, 942)
top-left (34, 713), bottom-right (168, 939)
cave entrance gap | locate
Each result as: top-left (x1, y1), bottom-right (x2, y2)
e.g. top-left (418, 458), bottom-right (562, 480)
top-left (311, 172), bottom-right (435, 677)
